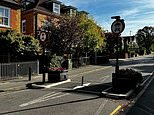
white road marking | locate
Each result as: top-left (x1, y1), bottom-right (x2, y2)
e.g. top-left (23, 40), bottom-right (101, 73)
top-left (0, 82), bottom-right (10, 85)
top-left (94, 99), bottom-right (108, 115)
top-left (83, 83), bottom-right (91, 86)
top-left (99, 75), bottom-right (110, 82)
top-left (73, 83), bottom-right (91, 90)
top-left (19, 92), bottom-right (69, 107)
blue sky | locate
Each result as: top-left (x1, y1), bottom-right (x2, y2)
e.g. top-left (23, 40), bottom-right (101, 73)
top-left (60, 0), bottom-right (154, 36)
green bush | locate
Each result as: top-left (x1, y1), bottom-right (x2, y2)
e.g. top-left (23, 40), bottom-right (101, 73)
top-left (49, 54), bottom-right (64, 68)
top-left (118, 69), bottom-right (143, 83)
top-left (0, 30), bottom-right (40, 62)
top-left (112, 69), bottom-right (143, 89)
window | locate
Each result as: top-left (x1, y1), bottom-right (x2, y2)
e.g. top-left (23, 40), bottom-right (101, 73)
top-left (70, 9), bottom-right (76, 16)
top-left (22, 20), bottom-right (26, 33)
top-left (0, 6), bottom-right (10, 27)
top-left (53, 3), bottom-right (60, 14)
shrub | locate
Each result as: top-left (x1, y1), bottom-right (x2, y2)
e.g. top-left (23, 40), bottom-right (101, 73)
top-left (49, 54), bottom-right (64, 68)
top-left (118, 68), bottom-right (143, 83)
top-left (112, 69), bottom-right (143, 89)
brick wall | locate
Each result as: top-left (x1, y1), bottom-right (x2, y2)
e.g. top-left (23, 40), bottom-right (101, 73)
top-left (22, 11), bottom-right (35, 36)
top-left (10, 9), bottom-right (21, 33)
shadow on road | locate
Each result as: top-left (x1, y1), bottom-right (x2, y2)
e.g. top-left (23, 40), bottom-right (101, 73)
top-left (0, 97), bottom-right (100, 115)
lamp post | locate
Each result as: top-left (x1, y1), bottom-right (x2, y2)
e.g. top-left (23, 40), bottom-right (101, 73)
top-left (111, 16), bottom-right (125, 73)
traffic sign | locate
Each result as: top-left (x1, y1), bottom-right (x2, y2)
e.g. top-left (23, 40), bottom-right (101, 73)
top-left (111, 20), bottom-right (125, 34)
top-left (40, 32), bottom-right (46, 42)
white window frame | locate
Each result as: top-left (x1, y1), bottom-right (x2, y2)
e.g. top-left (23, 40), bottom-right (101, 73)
top-left (22, 20), bottom-right (26, 33)
top-left (53, 3), bottom-right (60, 14)
top-left (70, 9), bottom-right (76, 16)
top-left (0, 6), bottom-right (10, 27)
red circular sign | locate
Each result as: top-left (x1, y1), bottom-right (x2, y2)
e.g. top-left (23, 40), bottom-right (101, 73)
top-left (40, 32), bottom-right (46, 42)
top-left (111, 20), bottom-right (125, 34)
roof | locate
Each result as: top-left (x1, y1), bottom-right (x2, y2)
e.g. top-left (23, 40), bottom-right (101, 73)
top-left (0, 0), bottom-right (21, 9)
top-left (45, 0), bottom-right (62, 4)
top-left (2, 0), bottom-right (18, 5)
top-left (24, 0), bottom-right (61, 14)
top-left (61, 5), bottom-right (77, 10)
top-left (79, 11), bottom-right (89, 14)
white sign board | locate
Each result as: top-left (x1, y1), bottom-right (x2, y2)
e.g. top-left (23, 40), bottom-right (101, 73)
top-left (40, 32), bottom-right (46, 42)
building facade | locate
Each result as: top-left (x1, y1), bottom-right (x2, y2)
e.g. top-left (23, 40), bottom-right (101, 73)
top-left (20, 0), bottom-right (78, 39)
top-left (0, 0), bottom-right (21, 32)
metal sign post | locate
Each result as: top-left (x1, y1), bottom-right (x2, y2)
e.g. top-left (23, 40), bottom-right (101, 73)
top-left (40, 31), bottom-right (47, 84)
top-left (111, 16), bottom-right (125, 73)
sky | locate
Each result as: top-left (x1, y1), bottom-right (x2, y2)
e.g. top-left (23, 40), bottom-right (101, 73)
top-left (60, 0), bottom-right (154, 36)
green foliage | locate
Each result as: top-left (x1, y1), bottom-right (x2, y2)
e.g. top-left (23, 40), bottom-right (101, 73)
top-left (113, 69), bottom-right (143, 90)
top-left (18, 35), bottom-right (40, 56)
top-left (79, 15), bottom-right (106, 53)
top-left (49, 54), bottom-right (64, 68)
top-left (136, 26), bottom-right (154, 54)
top-left (104, 32), bottom-right (117, 54)
top-left (118, 68), bottom-right (143, 83)
top-left (41, 13), bottom-right (106, 57)
top-left (128, 41), bottom-right (139, 52)
top-left (44, 15), bottom-right (82, 56)
top-left (0, 30), bottom-right (40, 61)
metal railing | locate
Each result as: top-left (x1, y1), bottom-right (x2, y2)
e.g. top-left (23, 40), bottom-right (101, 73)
top-left (0, 60), bottom-right (39, 80)
top-left (72, 57), bottom-right (90, 68)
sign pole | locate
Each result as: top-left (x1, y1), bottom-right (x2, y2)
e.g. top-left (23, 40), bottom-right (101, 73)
top-left (111, 16), bottom-right (125, 74)
top-left (40, 31), bottom-right (47, 84)
top-left (115, 34), bottom-right (119, 73)
top-left (42, 42), bottom-right (45, 84)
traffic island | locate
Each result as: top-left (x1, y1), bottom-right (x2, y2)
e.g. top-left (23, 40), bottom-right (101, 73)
top-left (26, 68), bottom-right (70, 89)
top-left (26, 79), bottom-right (71, 89)
top-left (72, 69), bottom-right (151, 99)
top-left (101, 70), bottom-right (152, 99)
top-left (112, 69), bottom-right (143, 91)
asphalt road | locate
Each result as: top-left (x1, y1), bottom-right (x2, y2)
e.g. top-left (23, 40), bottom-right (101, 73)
top-left (0, 55), bottom-right (154, 115)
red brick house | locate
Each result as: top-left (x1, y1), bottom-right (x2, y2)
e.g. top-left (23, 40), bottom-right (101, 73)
top-left (0, 0), bottom-right (21, 32)
top-left (20, 0), bottom-right (77, 39)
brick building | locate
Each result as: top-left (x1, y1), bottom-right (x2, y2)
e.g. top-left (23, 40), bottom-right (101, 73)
top-left (0, 0), bottom-right (21, 32)
top-left (20, 0), bottom-right (78, 39)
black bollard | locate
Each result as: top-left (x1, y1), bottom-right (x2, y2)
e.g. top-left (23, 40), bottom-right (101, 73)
top-left (29, 67), bottom-right (32, 81)
top-left (81, 76), bottom-right (84, 86)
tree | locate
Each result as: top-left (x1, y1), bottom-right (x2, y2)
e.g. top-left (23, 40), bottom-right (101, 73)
top-left (105, 32), bottom-right (117, 54)
top-left (128, 41), bottom-right (139, 53)
top-left (78, 15), bottom-right (106, 56)
top-left (42, 13), bottom-right (106, 59)
top-left (0, 30), bottom-right (40, 62)
top-left (44, 15), bottom-right (83, 56)
top-left (136, 26), bottom-right (154, 54)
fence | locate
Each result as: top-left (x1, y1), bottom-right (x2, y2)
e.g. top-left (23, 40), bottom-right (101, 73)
top-left (0, 60), bottom-right (39, 80)
top-left (72, 56), bottom-right (109, 68)
top-left (72, 57), bottom-right (90, 68)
